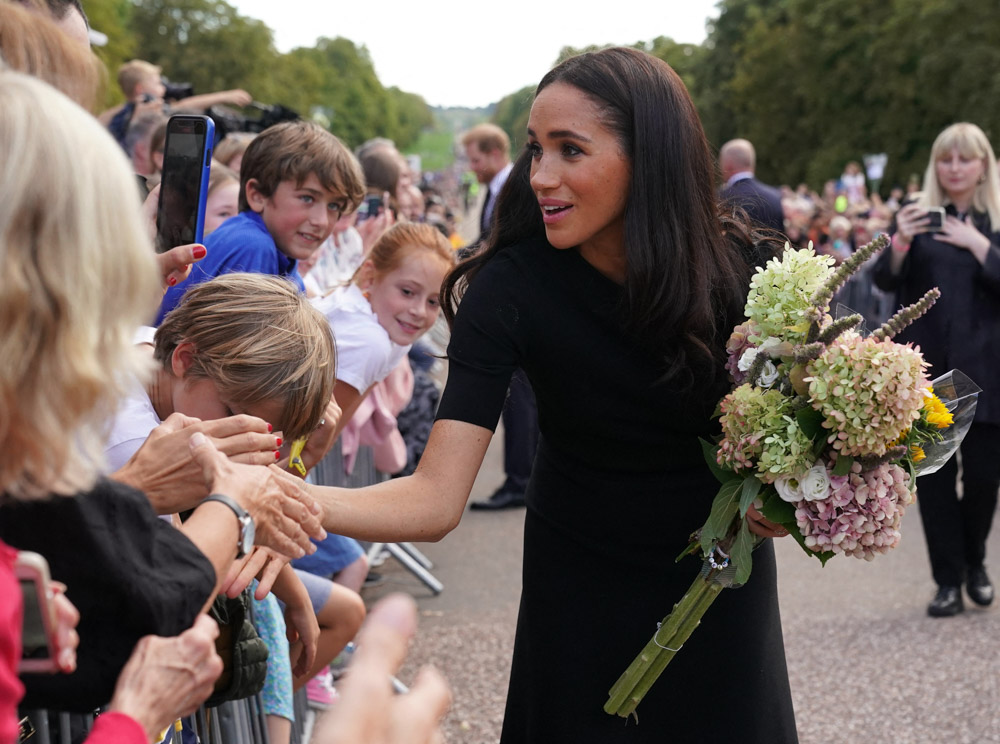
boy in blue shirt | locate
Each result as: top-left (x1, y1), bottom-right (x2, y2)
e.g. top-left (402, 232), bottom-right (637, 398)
top-left (157, 120), bottom-right (366, 324)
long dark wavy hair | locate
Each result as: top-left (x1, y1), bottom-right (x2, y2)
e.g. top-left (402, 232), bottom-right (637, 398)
top-left (443, 47), bottom-right (773, 386)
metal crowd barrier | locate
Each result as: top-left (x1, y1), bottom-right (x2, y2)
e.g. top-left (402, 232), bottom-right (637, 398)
top-left (309, 441), bottom-right (443, 595)
top-left (22, 689), bottom-right (311, 744)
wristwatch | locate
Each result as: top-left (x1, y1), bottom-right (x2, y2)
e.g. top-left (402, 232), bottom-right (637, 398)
top-left (203, 493), bottom-right (255, 558)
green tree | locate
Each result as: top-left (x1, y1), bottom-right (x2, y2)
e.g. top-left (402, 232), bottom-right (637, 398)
top-left (84, 0), bottom-right (136, 105)
top-left (128, 0), bottom-right (279, 100)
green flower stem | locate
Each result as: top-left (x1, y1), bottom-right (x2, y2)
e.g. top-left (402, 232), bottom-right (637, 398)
top-left (605, 569), bottom-right (726, 718)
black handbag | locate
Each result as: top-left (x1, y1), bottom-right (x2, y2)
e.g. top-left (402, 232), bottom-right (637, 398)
top-left (203, 588), bottom-right (269, 707)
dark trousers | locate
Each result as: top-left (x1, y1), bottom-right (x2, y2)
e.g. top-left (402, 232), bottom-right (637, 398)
top-left (917, 422), bottom-right (1000, 587)
top-left (501, 369), bottom-right (539, 493)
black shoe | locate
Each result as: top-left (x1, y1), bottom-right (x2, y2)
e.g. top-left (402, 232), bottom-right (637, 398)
top-left (967, 566), bottom-right (994, 607)
top-left (927, 585), bottom-right (964, 617)
top-left (470, 488), bottom-right (526, 510)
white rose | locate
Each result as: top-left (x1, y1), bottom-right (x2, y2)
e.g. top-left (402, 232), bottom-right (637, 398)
top-left (737, 347), bottom-right (759, 372)
top-left (799, 464), bottom-right (831, 502)
top-left (774, 473), bottom-right (803, 503)
top-left (757, 360), bottom-right (779, 388)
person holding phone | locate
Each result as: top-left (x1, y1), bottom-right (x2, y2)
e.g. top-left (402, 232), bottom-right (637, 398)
top-left (874, 121), bottom-right (1000, 617)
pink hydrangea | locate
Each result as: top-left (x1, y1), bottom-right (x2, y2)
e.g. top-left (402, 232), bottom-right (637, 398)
top-left (793, 460), bottom-right (913, 561)
top-left (725, 322), bottom-right (757, 384)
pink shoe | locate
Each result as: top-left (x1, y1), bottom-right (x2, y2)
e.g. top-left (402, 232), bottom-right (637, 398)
top-left (306, 669), bottom-right (338, 710)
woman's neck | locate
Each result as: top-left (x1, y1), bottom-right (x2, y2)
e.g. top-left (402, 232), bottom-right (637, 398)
top-left (947, 190), bottom-right (974, 215)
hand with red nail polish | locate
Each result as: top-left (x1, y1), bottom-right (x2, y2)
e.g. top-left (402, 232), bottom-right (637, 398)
top-left (112, 412), bottom-right (285, 514)
top-left (155, 243), bottom-right (208, 292)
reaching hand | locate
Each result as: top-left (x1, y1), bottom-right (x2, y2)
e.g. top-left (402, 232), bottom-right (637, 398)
top-left (284, 593), bottom-right (320, 678)
top-left (220, 546), bottom-right (290, 599)
top-left (314, 594), bottom-right (451, 744)
top-left (112, 412), bottom-right (282, 515)
top-left (187, 432), bottom-right (327, 561)
top-left (107, 614), bottom-right (223, 742)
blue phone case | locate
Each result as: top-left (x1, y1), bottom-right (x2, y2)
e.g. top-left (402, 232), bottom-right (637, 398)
top-left (156, 114), bottom-right (215, 252)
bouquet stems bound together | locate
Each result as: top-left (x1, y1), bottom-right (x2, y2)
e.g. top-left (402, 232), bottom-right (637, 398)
top-left (604, 235), bottom-right (979, 720)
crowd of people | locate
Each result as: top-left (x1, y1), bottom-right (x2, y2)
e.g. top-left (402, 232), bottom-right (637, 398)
top-left (2, 2), bottom-right (998, 744)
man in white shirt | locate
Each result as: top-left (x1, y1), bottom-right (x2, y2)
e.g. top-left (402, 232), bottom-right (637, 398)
top-left (462, 123), bottom-right (513, 243)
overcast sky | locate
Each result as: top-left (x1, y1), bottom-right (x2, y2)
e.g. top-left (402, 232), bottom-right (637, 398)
top-left (228, 0), bottom-right (721, 108)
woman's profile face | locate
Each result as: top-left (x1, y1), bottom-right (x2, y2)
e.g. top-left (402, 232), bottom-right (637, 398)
top-left (935, 147), bottom-right (985, 201)
top-left (527, 82), bottom-right (630, 262)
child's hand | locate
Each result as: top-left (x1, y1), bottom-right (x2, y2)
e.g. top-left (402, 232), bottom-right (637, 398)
top-left (221, 546), bottom-right (289, 599)
top-left (284, 595), bottom-right (320, 678)
top-left (357, 192), bottom-right (396, 253)
top-left (281, 395), bottom-right (343, 478)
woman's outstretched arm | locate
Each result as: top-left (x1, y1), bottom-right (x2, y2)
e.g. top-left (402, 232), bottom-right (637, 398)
top-left (309, 419), bottom-right (493, 543)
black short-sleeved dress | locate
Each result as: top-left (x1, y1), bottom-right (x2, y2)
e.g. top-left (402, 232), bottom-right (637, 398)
top-left (437, 237), bottom-right (798, 743)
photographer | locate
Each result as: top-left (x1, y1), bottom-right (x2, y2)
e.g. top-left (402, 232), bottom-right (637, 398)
top-left (105, 59), bottom-right (252, 149)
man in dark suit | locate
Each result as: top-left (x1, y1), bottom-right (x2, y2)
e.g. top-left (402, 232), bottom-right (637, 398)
top-left (460, 124), bottom-right (537, 510)
top-left (719, 138), bottom-right (786, 236)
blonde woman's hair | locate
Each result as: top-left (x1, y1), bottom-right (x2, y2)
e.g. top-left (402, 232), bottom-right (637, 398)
top-left (0, 71), bottom-right (159, 500)
top-left (154, 274), bottom-right (336, 441)
top-left (918, 122), bottom-right (1000, 231)
top-left (352, 222), bottom-right (455, 286)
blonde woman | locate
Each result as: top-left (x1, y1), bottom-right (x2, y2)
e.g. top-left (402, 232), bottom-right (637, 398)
top-left (0, 70), bottom-right (324, 728)
top-left (875, 122), bottom-right (1000, 617)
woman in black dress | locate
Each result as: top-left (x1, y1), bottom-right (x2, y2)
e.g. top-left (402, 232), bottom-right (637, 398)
top-left (874, 122), bottom-right (1000, 618)
top-left (311, 47), bottom-right (798, 742)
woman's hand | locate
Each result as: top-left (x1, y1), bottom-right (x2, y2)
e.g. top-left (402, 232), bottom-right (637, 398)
top-left (188, 432), bottom-right (327, 560)
top-left (936, 214), bottom-right (993, 265)
top-left (220, 546), bottom-right (290, 599)
top-left (745, 504), bottom-right (789, 539)
top-left (107, 614), bottom-right (223, 742)
top-left (50, 582), bottom-right (80, 674)
top-left (892, 203), bottom-right (934, 246)
top-left (141, 183), bottom-right (210, 288)
top-left (314, 594), bottom-right (451, 744)
top-left (113, 412), bottom-right (282, 514)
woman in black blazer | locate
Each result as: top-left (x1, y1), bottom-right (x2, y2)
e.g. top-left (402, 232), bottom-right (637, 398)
top-left (874, 122), bottom-right (1000, 617)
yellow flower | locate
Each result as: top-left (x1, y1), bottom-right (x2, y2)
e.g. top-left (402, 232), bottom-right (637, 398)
top-left (923, 389), bottom-right (954, 429)
top-left (910, 445), bottom-right (926, 463)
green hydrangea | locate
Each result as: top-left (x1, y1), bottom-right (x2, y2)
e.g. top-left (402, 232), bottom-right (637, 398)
top-left (718, 385), bottom-right (789, 474)
top-left (807, 332), bottom-right (929, 457)
top-left (757, 418), bottom-right (816, 482)
top-left (745, 248), bottom-right (835, 345)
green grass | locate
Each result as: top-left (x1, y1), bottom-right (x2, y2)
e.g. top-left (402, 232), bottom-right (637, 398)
top-left (406, 129), bottom-right (456, 172)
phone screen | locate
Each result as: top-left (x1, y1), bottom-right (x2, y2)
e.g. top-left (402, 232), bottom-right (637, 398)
top-left (155, 115), bottom-right (215, 253)
top-left (19, 578), bottom-right (51, 661)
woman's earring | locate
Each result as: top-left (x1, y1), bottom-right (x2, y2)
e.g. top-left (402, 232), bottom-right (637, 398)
top-left (979, 174), bottom-right (987, 184)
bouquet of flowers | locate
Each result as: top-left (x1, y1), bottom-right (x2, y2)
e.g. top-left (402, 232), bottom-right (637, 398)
top-left (605, 234), bottom-right (980, 719)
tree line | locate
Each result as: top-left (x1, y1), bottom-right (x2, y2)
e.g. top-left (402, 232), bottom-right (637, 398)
top-left (87, 0), bottom-right (434, 150)
top-left (91, 0), bottom-right (999, 189)
top-left (492, 0), bottom-right (1000, 194)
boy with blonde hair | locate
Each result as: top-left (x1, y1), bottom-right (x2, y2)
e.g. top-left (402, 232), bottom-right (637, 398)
top-left (157, 120), bottom-right (366, 324)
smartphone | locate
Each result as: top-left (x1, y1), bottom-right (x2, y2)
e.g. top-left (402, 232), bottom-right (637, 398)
top-left (924, 207), bottom-right (945, 232)
top-left (356, 194), bottom-right (384, 222)
top-left (155, 114), bottom-right (215, 253)
top-left (15, 551), bottom-right (59, 674)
